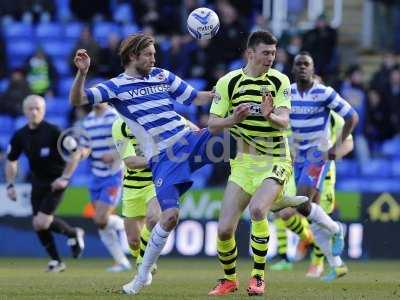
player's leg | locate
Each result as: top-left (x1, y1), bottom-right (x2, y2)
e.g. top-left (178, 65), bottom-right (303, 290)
top-left (43, 188), bottom-right (85, 259)
top-left (270, 217), bottom-right (293, 271)
top-left (208, 181), bottom-right (250, 296)
top-left (294, 159), bottom-right (344, 256)
top-left (95, 200), bottom-right (131, 271)
top-left (246, 178), bottom-right (284, 296)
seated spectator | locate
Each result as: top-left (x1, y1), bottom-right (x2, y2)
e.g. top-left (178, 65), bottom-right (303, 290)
top-left (370, 52), bottom-right (398, 93)
top-left (0, 69), bottom-right (31, 117)
top-left (24, 47), bottom-right (57, 97)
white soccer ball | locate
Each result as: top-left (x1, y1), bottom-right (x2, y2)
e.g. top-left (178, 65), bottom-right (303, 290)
top-left (187, 7), bottom-right (220, 40)
top-left (62, 135), bottom-right (78, 152)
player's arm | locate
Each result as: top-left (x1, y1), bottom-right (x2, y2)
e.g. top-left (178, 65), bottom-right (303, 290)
top-left (112, 120), bottom-right (148, 170)
top-left (193, 91), bottom-right (215, 105)
top-left (70, 49), bottom-right (90, 106)
top-left (325, 88), bottom-right (359, 159)
top-left (5, 133), bottom-right (23, 201)
top-left (51, 150), bottom-right (82, 191)
top-left (335, 135), bottom-right (353, 159)
top-left (261, 74), bottom-right (291, 128)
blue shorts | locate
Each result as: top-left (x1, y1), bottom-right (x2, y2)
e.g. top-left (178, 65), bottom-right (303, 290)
top-left (294, 148), bottom-right (330, 191)
top-left (149, 129), bottom-right (226, 211)
top-left (89, 171), bottom-right (122, 207)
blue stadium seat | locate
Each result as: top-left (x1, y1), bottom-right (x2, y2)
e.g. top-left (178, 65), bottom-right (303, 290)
top-left (0, 79), bottom-right (9, 93)
top-left (6, 40), bottom-right (36, 68)
top-left (361, 159), bottom-right (391, 177)
top-left (53, 59), bottom-right (71, 76)
top-left (391, 159), bottom-right (400, 177)
top-left (42, 40), bottom-right (74, 59)
top-left (0, 115), bottom-right (14, 133)
top-left (47, 115), bottom-right (68, 129)
top-left (45, 98), bottom-right (70, 115)
top-left (336, 179), bottom-right (362, 191)
top-left (64, 22), bottom-right (83, 41)
top-left (0, 134), bottom-right (11, 149)
top-left (58, 77), bottom-right (74, 96)
top-left (93, 22), bottom-right (120, 46)
top-left (336, 159), bottom-right (358, 177)
top-left (121, 23), bottom-right (140, 37)
top-left (186, 78), bottom-right (207, 91)
top-left (382, 137), bottom-right (400, 158)
top-left (3, 22), bottom-right (33, 39)
top-left (15, 116), bottom-right (26, 129)
top-left (36, 22), bottom-right (64, 41)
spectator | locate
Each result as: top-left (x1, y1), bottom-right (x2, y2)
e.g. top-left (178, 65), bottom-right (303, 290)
top-left (20, 0), bottom-right (55, 23)
top-left (24, 47), bottom-right (57, 97)
top-left (0, 69), bottom-right (31, 117)
top-left (370, 52), bottom-right (398, 92)
top-left (273, 48), bottom-right (292, 78)
top-left (70, 25), bottom-right (101, 77)
top-left (98, 32), bottom-right (122, 78)
top-left (162, 34), bottom-right (191, 78)
top-left (69, 0), bottom-right (111, 22)
top-left (384, 67), bottom-right (400, 133)
top-left (302, 14), bottom-right (338, 81)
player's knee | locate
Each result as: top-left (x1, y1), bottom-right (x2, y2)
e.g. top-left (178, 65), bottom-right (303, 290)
top-left (127, 235), bottom-right (140, 250)
top-left (249, 204), bottom-right (265, 220)
top-left (93, 214), bottom-right (108, 229)
top-left (160, 209), bottom-right (179, 231)
top-left (296, 201), bottom-right (311, 216)
top-left (33, 217), bottom-right (51, 231)
top-left (217, 222), bottom-right (235, 240)
top-left (146, 214), bottom-right (159, 230)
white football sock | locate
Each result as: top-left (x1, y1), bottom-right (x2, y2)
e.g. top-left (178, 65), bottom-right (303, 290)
top-left (99, 218), bottom-right (130, 266)
top-left (107, 214), bottom-right (130, 253)
top-left (137, 223), bottom-right (169, 281)
top-left (311, 223), bottom-right (343, 268)
top-left (308, 203), bottom-right (340, 234)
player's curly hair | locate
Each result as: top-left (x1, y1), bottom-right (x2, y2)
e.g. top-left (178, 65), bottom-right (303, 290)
top-left (247, 30), bottom-right (277, 49)
top-left (119, 33), bottom-right (155, 67)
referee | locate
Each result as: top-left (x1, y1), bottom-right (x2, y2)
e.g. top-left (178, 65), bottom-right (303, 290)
top-left (5, 95), bottom-right (85, 272)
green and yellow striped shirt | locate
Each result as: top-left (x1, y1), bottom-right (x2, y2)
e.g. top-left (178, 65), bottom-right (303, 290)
top-left (111, 117), bottom-right (153, 189)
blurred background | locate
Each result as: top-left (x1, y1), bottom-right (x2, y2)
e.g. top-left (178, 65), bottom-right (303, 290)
top-left (0, 0), bottom-right (399, 260)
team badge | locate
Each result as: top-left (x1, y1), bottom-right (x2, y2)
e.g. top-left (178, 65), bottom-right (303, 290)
top-left (283, 87), bottom-right (290, 99)
top-left (213, 92), bottom-right (221, 104)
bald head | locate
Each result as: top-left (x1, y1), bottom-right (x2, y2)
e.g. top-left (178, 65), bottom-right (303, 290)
top-left (23, 95), bottom-right (46, 128)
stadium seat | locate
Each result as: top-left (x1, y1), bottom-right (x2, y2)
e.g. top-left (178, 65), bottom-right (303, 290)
top-left (3, 22), bottom-right (33, 39)
top-left (53, 59), bottom-right (71, 76)
top-left (391, 159), bottom-right (400, 177)
top-left (64, 22), bottom-right (83, 41)
top-left (6, 39), bottom-right (36, 59)
top-left (336, 179), bottom-right (362, 191)
top-left (93, 22), bottom-right (121, 47)
top-left (14, 116), bottom-right (27, 130)
top-left (42, 40), bottom-right (74, 60)
top-left (186, 78), bottom-right (207, 91)
top-left (361, 159), bottom-right (391, 177)
top-left (382, 137), bottom-right (400, 158)
top-left (47, 115), bottom-right (68, 129)
top-left (0, 115), bottom-right (14, 133)
top-left (36, 22), bottom-right (64, 41)
top-left (336, 159), bottom-right (359, 177)
top-left (0, 134), bottom-right (11, 149)
top-left (0, 79), bottom-right (9, 93)
top-left (58, 77), bottom-right (74, 96)
top-left (45, 98), bottom-right (70, 115)
top-left (121, 23), bottom-right (140, 37)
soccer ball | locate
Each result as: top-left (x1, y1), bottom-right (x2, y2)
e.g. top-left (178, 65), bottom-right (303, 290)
top-left (187, 7), bottom-right (220, 40)
top-left (62, 135), bottom-right (78, 152)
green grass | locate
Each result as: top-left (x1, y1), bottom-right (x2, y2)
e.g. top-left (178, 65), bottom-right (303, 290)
top-left (0, 258), bottom-right (399, 299)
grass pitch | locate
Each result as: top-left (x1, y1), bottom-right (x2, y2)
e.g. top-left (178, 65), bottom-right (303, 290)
top-left (0, 258), bottom-right (399, 299)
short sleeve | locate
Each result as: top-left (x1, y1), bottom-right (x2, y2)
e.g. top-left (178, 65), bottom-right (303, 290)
top-left (85, 79), bottom-right (118, 105)
top-left (209, 77), bottom-right (230, 117)
top-left (7, 133), bottom-right (22, 161)
top-left (324, 87), bottom-right (356, 120)
top-left (166, 70), bottom-right (198, 105)
top-left (274, 74), bottom-right (291, 109)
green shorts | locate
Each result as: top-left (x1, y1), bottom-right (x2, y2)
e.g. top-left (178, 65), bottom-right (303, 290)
top-left (122, 184), bottom-right (156, 218)
top-left (229, 153), bottom-right (292, 200)
top-left (320, 161), bottom-right (336, 214)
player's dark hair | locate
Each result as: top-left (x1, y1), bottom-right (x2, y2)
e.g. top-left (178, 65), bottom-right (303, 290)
top-left (247, 30), bottom-right (277, 49)
top-left (119, 33), bottom-right (155, 67)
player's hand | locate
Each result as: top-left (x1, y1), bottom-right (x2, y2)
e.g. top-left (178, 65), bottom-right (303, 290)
top-left (101, 153), bottom-right (115, 164)
top-left (6, 184), bottom-right (17, 201)
top-left (261, 92), bottom-right (274, 119)
top-left (232, 103), bottom-right (250, 124)
top-left (73, 49), bottom-right (90, 74)
top-left (51, 177), bottom-right (69, 191)
top-left (327, 146), bottom-right (337, 160)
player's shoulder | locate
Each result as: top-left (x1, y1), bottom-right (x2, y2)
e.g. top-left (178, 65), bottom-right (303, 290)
top-left (42, 120), bottom-right (60, 132)
top-left (312, 83), bottom-right (334, 96)
top-left (268, 68), bottom-right (289, 81)
top-left (267, 68), bottom-right (290, 91)
top-left (217, 69), bottom-right (243, 85)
